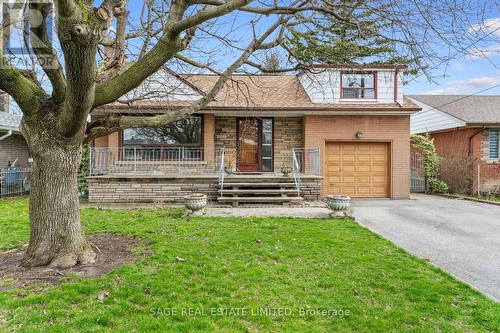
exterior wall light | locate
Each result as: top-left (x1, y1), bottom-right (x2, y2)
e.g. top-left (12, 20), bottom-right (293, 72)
top-left (356, 131), bottom-right (364, 139)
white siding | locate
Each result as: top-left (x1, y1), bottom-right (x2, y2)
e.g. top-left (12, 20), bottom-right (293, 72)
top-left (377, 70), bottom-right (396, 103)
top-left (0, 112), bottom-right (21, 132)
top-left (396, 71), bottom-right (404, 103)
top-left (298, 70), bottom-right (340, 103)
top-left (410, 99), bottom-right (465, 134)
top-left (299, 68), bottom-right (400, 104)
top-left (122, 70), bottom-right (203, 103)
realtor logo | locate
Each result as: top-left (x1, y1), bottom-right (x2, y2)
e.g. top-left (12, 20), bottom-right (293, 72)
top-left (1, 0), bottom-right (56, 69)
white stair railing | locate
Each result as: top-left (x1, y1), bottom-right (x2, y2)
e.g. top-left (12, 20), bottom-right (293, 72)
top-left (292, 148), bottom-right (302, 197)
top-left (218, 149), bottom-right (225, 197)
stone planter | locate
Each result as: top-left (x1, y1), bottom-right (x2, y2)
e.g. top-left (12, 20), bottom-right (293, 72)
top-left (327, 195), bottom-right (351, 211)
top-left (184, 193), bottom-right (207, 216)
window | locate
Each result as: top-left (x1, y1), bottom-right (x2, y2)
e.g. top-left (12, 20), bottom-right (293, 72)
top-left (341, 72), bottom-right (376, 99)
top-left (122, 116), bottom-right (203, 160)
top-left (261, 119), bottom-right (273, 171)
top-left (489, 129), bottom-right (499, 159)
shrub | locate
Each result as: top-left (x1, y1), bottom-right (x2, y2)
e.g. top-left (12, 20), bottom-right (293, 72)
top-left (440, 156), bottom-right (472, 194)
top-left (410, 134), bottom-right (440, 180)
top-left (428, 178), bottom-right (449, 193)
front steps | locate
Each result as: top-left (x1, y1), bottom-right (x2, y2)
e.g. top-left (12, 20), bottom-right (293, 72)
top-left (217, 175), bottom-right (303, 206)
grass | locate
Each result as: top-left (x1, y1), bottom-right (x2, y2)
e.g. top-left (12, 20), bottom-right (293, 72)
top-left (468, 195), bottom-right (500, 203)
top-left (0, 198), bottom-right (499, 333)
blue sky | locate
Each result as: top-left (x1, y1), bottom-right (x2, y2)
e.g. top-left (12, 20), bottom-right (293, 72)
top-left (405, 16), bottom-right (500, 96)
top-left (5, 2), bottom-right (499, 99)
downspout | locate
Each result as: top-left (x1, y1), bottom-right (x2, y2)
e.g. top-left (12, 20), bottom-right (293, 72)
top-left (468, 127), bottom-right (485, 195)
top-left (0, 130), bottom-right (12, 142)
top-left (467, 127), bottom-right (484, 158)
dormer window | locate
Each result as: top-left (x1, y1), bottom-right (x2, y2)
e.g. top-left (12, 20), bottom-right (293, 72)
top-left (341, 72), bottom-right (376, 99)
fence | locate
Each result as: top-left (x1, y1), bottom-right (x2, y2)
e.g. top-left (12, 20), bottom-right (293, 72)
top-left (0, 167), bottom-right (31, 198)
top-left (410, 152), bottom-right (426, 193)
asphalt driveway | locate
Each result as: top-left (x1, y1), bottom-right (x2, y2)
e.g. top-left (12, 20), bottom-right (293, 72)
top-left (353, 194), bottom-right (500, 301)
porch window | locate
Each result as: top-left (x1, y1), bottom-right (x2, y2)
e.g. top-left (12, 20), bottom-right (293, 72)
top-left (341, 72), bottom-right (376, 99)
top-left (489, 129), bottom-right (499, 159)
top-left (261, 119), bottom-right (273, 171)
top-left (122, 116), bottom-right (203, 160)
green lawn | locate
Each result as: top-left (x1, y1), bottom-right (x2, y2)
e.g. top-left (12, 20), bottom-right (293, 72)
top-left (468, 195), bottom-right (500, 203)
top-left (0, 198), bottom-right (498, 333)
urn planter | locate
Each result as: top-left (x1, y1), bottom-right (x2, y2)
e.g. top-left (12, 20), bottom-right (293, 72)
top-left (281, 166), bottom-right (292, 176)
top-left (184, 193), bottom-right (207, 216)
top-left (327, 195), bottom-right (351, 211)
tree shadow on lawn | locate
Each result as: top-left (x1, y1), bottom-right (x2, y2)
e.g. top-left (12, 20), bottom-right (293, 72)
top-left (0, 234), bottom-right (150, 291)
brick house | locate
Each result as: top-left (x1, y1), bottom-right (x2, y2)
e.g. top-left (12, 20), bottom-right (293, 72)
top-left (410, 95), bottom-right (500, 194)
top-left (88, 64), bottom-right (420, 204)
top-left (0, 94), bottom-right (30, 169)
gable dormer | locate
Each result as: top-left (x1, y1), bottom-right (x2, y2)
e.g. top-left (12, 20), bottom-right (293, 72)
top-left (298, 64), bottom-right (405, 105)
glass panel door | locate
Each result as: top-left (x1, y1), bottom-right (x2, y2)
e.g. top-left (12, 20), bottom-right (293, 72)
top-left (237, 118), bottom-right (260, 171)
top-left (236, 118), bottom-right (273, 172)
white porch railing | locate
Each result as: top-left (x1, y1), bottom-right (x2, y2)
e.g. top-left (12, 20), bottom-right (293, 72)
top-left (89, 147), bottom-right (220, 176)
top-left (292, 149), bottom-right (302, 195)
top-left (218, 148), bottom-right (225, 197)
top-left (292, 148), bottom-right (321, 175)
top-left (89, 147), bottom-right (321, 177)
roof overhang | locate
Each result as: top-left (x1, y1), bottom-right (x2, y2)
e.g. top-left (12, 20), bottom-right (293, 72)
top-left (94, 106), bottom-right (419, 117)
top-left (465, 123), bottom-right (500, 127)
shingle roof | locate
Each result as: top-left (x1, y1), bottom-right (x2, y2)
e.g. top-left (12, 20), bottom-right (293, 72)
top-left (409, 95), bottom-right (500, 124)
top-left (103, 73), bottom-right (419, 112)
top-left (183, 74), bottom-right (312, 108)
top-left (0, 112), bottom-right (21, 132)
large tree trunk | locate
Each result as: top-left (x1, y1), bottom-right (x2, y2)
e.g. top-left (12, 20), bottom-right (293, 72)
top-left (21, 121), bottom-right (96, 268)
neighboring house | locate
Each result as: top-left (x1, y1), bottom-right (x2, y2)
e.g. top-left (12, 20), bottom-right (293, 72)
top-left (88, 64), bottom-right (420, 204)
top-left (410, 95), bottom-right (500, 194)
top-left (0, 96), bottom-right (30, 169)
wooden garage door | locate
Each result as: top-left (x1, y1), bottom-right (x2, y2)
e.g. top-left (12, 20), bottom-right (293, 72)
top-left (325, 142), bottom-right (390, 198)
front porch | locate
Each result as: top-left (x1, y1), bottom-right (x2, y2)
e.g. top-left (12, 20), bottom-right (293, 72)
top-left (88, 114), bottom-right (323, 204)
top-left (87, 146), bottom-right (322, 204)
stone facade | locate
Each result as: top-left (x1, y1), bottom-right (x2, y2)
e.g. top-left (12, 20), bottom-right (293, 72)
top-left (87, 175), bottom-right (322, 203)
top-left (88, 176), bottom-right (220, 203)
top-left (214, 116), bottom-right (303, 172)
top-left (0, 133), bottom-right (30, 168)
top-left (214, 116), bottom-right (237, 159)
top-left (273, 117), bottom-right (303, 170)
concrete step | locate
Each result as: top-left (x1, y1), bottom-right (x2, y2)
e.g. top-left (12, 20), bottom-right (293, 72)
top-left (221, 182), bottom-right (297, 187)
top-left (219, 189), bottom-right (299, 194)
top-left (217, 196), bottom-right (304, 203)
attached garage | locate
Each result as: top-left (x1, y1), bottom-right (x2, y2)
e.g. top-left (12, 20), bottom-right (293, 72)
top-left (325, 142), bottom-right (390, 198)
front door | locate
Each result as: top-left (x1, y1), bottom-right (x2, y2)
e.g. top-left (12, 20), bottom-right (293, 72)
top-left (236, 118), bottom-right (273, 172)
top-left (237, 118), bottom-right (261, 172)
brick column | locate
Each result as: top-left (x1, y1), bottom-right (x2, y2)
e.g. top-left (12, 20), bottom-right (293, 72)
top-left (204, 114), bottom-right (216, 166)
top-left (93, 136), bottom-right (109, 148)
